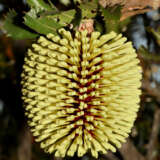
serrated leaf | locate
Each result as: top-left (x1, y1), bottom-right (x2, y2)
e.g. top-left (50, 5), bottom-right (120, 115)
top-left (26, 0), bottom-right (58, 19)
top-left (3, 10), bottom-right (38, 39)
top-left (24, 14), bottom-right (62, 35)
top-left (101, 6), bottom-right (121, 33)
top-left (79, 1), bottom-right (98, 18)
top-left (27, 0), bottom-right (53, 11)
top-left (47, 10), bottom-right (76, 26)
top-left (101, 6), bottom-right (121, 21)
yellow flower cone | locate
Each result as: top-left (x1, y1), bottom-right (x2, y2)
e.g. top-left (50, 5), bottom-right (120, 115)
top-left (21, 29), bottom-right (142, 158)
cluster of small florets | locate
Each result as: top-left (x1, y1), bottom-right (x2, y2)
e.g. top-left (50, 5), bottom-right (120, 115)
top-left (21, 29), bottom-right (142, 158)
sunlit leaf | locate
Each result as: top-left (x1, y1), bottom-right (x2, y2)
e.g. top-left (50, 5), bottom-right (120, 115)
top-left (24, 9), bottom-right (76, 35)
top-left (79, 1), bottom-right (98, 18)
top-left (24, 14), bottom-right (62, 35)
top-left (47, 9), bottom-right (76, 26)
top-left (27, 0), bottom-right (53, 11)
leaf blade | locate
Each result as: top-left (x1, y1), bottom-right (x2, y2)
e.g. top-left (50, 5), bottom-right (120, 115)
top-left (27, 0), bottom-right (53, 11)
top-left (47, 9), bottom-right (76, 26)
top-left (24, 14), bottom-right (62, 35)
top-left (79, 1), bottom-right (98, 18)
top-left (3, 10), bottom-right (38, 39)
top-left (101, 6), bottom-right (122, 33)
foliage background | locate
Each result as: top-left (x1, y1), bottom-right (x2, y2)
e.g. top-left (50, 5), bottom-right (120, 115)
top-left (0, 0), bottom-right (160, 160)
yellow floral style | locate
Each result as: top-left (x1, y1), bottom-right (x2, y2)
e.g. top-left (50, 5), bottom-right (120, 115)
top-left (21, 29), bottom-right (142, 158)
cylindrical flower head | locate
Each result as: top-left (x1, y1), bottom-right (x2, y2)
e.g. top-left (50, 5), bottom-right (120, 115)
top-left (21, 29), bottom-right (142, 158)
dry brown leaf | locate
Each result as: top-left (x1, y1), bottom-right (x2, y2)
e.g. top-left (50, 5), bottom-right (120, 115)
top-left (99, 0), bottom-right (126, 8)
top-left (99, 0), bottom-right (160, 20)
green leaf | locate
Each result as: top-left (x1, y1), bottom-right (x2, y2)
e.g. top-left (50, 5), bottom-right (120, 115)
top-left (4, 10), bottom-right (38, 39)
top-left (119, 17), bottom-right (131, 31)
top-left (24, 9), bottom-right (76, 35)
top-left (101, 6), bottom-right (122, 33)
top-left (138, 46), bottom-right (160, 61)
top-left (24, 14), bottom-right (62, 35)
top-left (79, 1), bottom-right (98, 18)
top-left (26, 0), bottom-right (58, 19)
top-left (47, 10), bottom-right (76, 26)
top-left (147, 27), bottom-right (160, 46)
top-left (27, 0), bottom-right (53, 11)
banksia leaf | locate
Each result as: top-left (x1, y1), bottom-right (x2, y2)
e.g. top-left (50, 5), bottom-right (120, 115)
top-left (79, 1), bottom-right (98, 18)
top-left (27, 0), bottom-right (53, 11)
top-left (101, 6), bottom-right (122, 33)
top-left (4, 10), bottom-right (38, 39)
top-left (47, 10), bottom-right (76, 26)
top-left (24, 14), bottom-right (62, 35)
top-left (21, 29), bottom-right (142, 158)
top-left (24, 9), bottom-right (75, 36)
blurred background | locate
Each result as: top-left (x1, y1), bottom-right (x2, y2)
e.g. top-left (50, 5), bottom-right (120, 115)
top-left (0, 0), bottom-right (160, 160)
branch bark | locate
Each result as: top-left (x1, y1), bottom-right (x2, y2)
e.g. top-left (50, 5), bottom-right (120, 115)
top-left (119, 139), bottom-right (146, 160)
top-left (102, 152), bottom-right (120, 160)
top-left (17, 126), bottom-right (32, 160)
top-left (146, 108), bottom-right (160, 160)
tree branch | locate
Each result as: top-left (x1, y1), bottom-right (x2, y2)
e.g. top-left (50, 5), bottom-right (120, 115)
top-left (146, 108), bottom-right (160, 160)
top-left (17, 126), bottom-right (32, 160)
top-left (102, 152), bottom-right (120, 160)
top-left (119, 139), bottom-right (146, 160)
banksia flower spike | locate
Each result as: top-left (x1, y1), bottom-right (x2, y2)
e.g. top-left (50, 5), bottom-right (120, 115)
top-left (21, 29), bottom-right (142, 158)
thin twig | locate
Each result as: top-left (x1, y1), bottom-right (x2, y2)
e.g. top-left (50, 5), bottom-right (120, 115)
top-left (146, 108), bottom-right (160, 160)
top-left (17, 126), bottom-right (32, 160)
